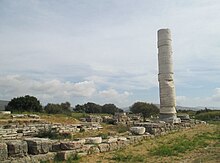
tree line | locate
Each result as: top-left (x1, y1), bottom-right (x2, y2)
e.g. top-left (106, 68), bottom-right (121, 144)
top-left (5, 95), bottom-right (160, 118)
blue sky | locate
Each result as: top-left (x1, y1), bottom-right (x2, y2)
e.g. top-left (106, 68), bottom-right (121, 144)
top-left (1, 0), bottom-right (220, 108)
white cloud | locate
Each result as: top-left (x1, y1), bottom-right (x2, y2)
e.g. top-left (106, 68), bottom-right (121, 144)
top-left (1, 1), bottom-right (220, 107)
top-left (177, 88), bottom-right (220, 107)
top-left (210, 88), bottom-right (220, 102)
top-left (176, 96), bottom-right (187, 105)
top-left (0, 75), bottom-right (96, 103)
top-left (98, 88), bottom-right (132, 106)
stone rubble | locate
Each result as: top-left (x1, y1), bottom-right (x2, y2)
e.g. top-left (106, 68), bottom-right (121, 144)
top-left (0, 115), bottom-right (205, 162)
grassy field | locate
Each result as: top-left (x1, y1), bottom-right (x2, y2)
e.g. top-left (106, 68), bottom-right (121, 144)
top-left (79, 123), bottom-right (220, 163)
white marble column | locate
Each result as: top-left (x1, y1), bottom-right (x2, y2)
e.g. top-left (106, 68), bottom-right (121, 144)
top-left (157, 29), bottom-right (178, 120)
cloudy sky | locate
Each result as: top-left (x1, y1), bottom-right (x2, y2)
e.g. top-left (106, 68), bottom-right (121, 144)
top-left (1, 0), bottom-right (220, 108)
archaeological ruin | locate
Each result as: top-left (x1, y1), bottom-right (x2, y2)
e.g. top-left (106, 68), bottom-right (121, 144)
top-left (157, 28), bottom-right (181, 123)
top-left (0, 29), bottom-right (207, 162)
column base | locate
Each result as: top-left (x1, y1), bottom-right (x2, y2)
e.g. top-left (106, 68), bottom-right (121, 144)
top-left (160, 113), bottom-right (181, 123)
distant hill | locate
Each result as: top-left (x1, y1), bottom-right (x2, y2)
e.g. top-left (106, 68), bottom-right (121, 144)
top-left (0, 100), bottom-right (9, 111)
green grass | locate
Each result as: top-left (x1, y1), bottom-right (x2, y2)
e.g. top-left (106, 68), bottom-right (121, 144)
top-left (111, 153), bottom-right (144, 162)
top-left (150, 131), bottom-right (219, 157)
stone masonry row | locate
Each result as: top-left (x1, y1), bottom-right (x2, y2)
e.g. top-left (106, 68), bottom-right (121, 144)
top-left (0, 123), bottom-right (200, 163)
top-left (0, 122), bottom-right (102, 140)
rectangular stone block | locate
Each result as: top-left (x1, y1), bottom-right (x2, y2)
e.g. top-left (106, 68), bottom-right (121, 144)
top-left (56, 150), bottom-right (76, 161)
top-left (25, 138), bottom-right (51, 155)
top-left (109, 142), bottom-right (118, 151)
top-left (117, 140), bottom-right (129, 149)
top-left (6, 140), bottom-right (28, 157)
top-left (75, 144), bottom-right (91, 153)
top-left (98, 143), bottom-right (110, 152)
top-left (30, 152), bottom-right (56, 162)
top-left (50, 142), bottom-right (61, 152)
top-left (87, 145), bottom-right (100, 154)
top-left (0, 143), bottom-right (8, 161)
top-left (60, 141), bottom-right (83, 150)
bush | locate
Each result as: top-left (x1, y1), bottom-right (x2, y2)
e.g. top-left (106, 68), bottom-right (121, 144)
top-left (97, 133), bottom-right (108, 139)
top-left (116, 124), bottom-right (129, 133)
top-left (36, 127), bottom-right (71, 140)
top-left (195, 111), bottom-right (220, 121)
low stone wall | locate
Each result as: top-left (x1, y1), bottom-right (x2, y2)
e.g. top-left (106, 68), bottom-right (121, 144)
top-left (0, 122), bottom-right (102, 140)
top-left (0, 122), bottom-right (199, 162)
top-left (1, 135), bottom-right (152, 162)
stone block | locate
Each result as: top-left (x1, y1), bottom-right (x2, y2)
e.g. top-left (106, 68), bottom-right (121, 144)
top-left (87, 145), bottom-right (100, 154)
top-left (50, 142), bottom-right (61, 152)
top-left (130, 127), bottom-right (146, 135)
top-left (127, 136), bottom-right (143, 144)
top-left (85, 137), bottom-right (102, 144)
top-left (6, 140), bottom-right (28, 157)
top-left (30, 152), bottom-right (56, 162)
top-left (56, 150), bottom-right (76, 161)
top-left (76, 144), bottom-right (92, 153)
top-left (117, 140), bottom-right (129, 149)
top-left (104, 137), bottom-right (117, 143)
top-left (60, 141), bottom-right (83, 150)
top-left (118, 137), bottom-right (127, 141)
top-left (25, 138), bottom-right (51, 155)
top-left (109, 142), bottom-right (118, 151)
top-left (77, 152), bottom-right (87, 157)
top-left (98, 143), bottom-right (110, 152)
top-left (0, 143), bottom-right (8, 161)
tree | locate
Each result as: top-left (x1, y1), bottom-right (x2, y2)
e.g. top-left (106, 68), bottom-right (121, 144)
top-left (44, 103), bottom-right (63, 114)
top-left (74, 104), bottom-right (85, 113)
top-left (102, 104), bottom-right (123, 114)
top-left (61, 102), bottom-right (71, 111)
top-left (130, 102), bottom-right (159, 121)
top-left (6, 95), bottom-right (42, 113)
top-left (84, 102), bottom-right (102, 113)
top-left (44, 102), bottom-right (72, 114)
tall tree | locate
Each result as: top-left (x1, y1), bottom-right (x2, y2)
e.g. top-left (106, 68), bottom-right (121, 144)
top-left (130, 102), bottom-right (159, 121)
top-left (102, 104), bottom-right (123, 114)
top-left (74, 104), bottom-right (85, 113)
top-left (45, 102), bottom-right (72, 114)
top-left (84, 102), bottom-right (102, 113)
top-left (6, 95), bottom-right (42, 113)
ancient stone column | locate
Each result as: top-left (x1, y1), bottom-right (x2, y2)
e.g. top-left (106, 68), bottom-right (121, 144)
top-left (157, 29), bottom-right (179, 122)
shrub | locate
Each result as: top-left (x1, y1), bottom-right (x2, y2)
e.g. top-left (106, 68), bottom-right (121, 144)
top-left (97, 133), bottom-right (108, 139)
top-left (36, 127), bottom-right (71, 140)
top-left (116, 124), bottom-right (129, 133)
